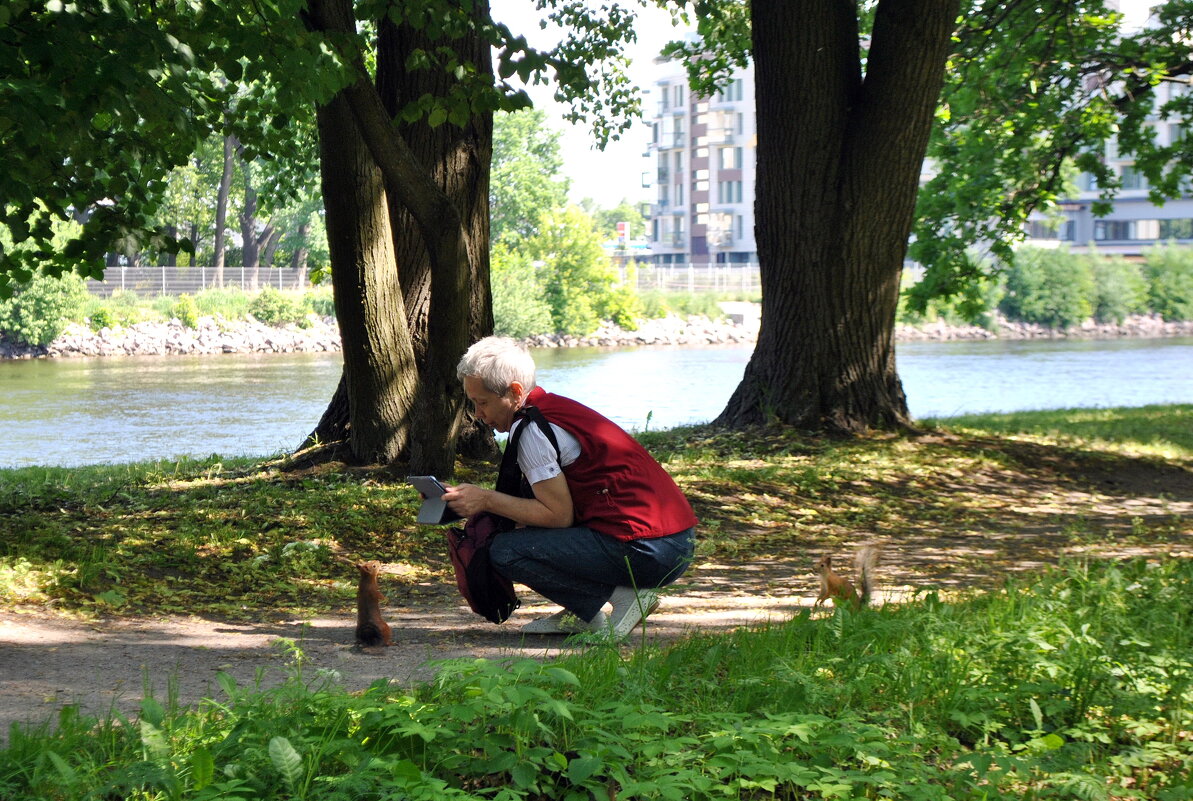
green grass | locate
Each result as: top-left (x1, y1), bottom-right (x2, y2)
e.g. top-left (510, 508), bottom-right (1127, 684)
top-left (2, 559), bottom-right (1190, 799)
top-left (924, 404), bottom-right (1193, 461)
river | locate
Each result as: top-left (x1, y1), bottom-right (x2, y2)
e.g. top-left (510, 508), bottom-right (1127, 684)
top-left (1, 337), bottom-right (1190, 468)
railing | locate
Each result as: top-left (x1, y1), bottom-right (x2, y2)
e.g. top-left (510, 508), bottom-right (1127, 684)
top-left (620, 263), bottom-right (760, 294)
top-left (83, 265), bottom-right (311, 297)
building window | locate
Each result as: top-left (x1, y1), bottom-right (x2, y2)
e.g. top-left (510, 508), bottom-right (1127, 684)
top-left (675, 182), bottom-right (684, 206)
top-left (1094, 220), bottom-right (1131, 241)
top-left (1159, 218), bottom-right (1193, 238)
top-left (672, 84), bottom-right (684, 109)
top-left (1120, 165), bottom-right (1148, 190)
top-left (718, 146), bottom-right (743, 169)
top-left (1025, 220), bottom-right (1074, 240)
top-left (715, 79), bottom-right (743, 103)
top-left (717, 180), bottom-right (743, 204)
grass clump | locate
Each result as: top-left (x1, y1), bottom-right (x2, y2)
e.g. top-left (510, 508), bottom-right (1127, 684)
top-left (2, 559), bottom-right (1190, 799)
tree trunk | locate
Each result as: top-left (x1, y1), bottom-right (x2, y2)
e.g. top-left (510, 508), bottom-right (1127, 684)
top-left (377, 8), bottom-right (497, 463)
top-left (240, 171), bottom-right (260, 290)
top-left (314, 90), bottom-right (419, 462)
top-left (716, 0), bottom-right (958, 432)
top-left (304, 0), bottom-right (492, 473)
top-left (213, 133), bottom-right (234, 288)
top-left (260, 225), bottom-right (283, 272)
top-left (290, 222), bottom-right (309, 288)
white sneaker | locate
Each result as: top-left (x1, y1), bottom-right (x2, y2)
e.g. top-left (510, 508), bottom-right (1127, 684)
top-left (607, 587), bottom-right (660, 639)
top-left (521, 609), bottom-right (609, 635)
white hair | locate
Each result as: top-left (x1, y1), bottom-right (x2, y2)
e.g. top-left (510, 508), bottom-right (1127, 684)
top-left (456, 336), bottom-right (537, 395)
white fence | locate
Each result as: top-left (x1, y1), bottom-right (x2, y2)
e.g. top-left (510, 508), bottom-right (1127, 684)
top-left (84, 265), bottom-right (309, 297)
top-left (82, 262), bottom-right (762, 298)
top-left (622, 263), bottom-right (761, 295)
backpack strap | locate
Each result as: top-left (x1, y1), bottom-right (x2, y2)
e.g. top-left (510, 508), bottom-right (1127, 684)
top-left (492, 404), bottom-right (562, 530)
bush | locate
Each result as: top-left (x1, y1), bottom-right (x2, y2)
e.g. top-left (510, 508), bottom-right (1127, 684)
top-left (302, 287), bottom-right (336, 318)
top-left (87, 307), bottom-right (116, 331)
top-left (998, 247), bottom-right (1094, 329)
top-left (170, 294), bottom-right (199, 328)
top-left (1144, 241), bottom-right (1193, 321)
top-left (193, 287), bottom-right (252, 320)
top-left (0, 271), bottom-right (90, 346)
top-left (491, 244), bottom-right (554, 338)
top-left (1087, 254), bottom-right (1148, 324)
top-left (248, 288), bottom-right (304, 326)
top-left (598, 285), bottom-right (642, 331)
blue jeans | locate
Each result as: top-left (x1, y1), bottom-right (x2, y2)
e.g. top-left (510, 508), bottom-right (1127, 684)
top-left (490, 526), bottom-right (696, 622)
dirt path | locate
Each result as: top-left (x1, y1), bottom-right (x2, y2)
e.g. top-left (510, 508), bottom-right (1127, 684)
top-left (3, 519), bottom-right (1189, 742)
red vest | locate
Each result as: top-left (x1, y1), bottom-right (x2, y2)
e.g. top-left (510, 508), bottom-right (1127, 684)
top-left (525, 387), bottom-right (697, 541)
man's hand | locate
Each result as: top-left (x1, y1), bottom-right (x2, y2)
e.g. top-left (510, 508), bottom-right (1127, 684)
top-left (441, 483), bottom-right (491, 518)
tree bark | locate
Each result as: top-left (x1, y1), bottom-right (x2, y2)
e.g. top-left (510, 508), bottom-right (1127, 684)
top-left (314, 89), bottom-right (419, 462)
top-left (717, 0), bottom-right (959, 432)
top-left (304, 0), bottom-right (494, 472)
top-left (213, 133), bottom-right (234, 288)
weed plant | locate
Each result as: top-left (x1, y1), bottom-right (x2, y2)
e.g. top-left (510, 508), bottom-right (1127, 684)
top-left (1, 559), bottom-right (1190, 799)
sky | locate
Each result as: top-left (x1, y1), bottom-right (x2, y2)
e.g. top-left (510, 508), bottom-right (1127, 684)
top-left (489, 1), bottom-right (693, 208)
top-left (489, 0), bottom-right (1159, 210)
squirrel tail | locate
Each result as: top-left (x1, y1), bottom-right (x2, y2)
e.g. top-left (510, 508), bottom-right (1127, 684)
top-left (854, 544), bottom-right (882, 607)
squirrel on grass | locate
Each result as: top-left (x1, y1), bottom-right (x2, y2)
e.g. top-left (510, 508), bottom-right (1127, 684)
top-left (813, 544), bottom-right (881, 610)
top-left (354, 560), bottom-right (392, 647)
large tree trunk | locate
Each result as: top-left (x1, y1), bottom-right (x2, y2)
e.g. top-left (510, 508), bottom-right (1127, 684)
top-left (376, 9), bottom-right (497, 462)
top-left (303, 0), bottom-right (483, 473)
top-left (717, 0), bottom-right (958, 432)
top-left (314, 91), bottom-right (418, 462)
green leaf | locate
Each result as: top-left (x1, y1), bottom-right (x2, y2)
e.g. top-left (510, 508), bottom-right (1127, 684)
top-left (191, 748), bottom-right (215, 790)
top-left (45, 751), bottom-right (77, 783)
top-left (567, 755), bottom-right (602, 783)
top-left (141, 720), bottom-right (170, 760)
top-left (269, 736), bottom-right (303, 788)
top-left (427, 106), bottom-right (448, 128)
top-left (511, 761), bottom-right (538, 789)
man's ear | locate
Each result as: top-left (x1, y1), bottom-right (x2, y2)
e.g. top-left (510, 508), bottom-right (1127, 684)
top-left (507, 380), bottom-right (525, 403)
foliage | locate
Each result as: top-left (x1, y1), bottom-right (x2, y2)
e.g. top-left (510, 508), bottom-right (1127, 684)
top-left (301, 287), bottom-right (336, 318)
top-left (998, 247), bottom-right (1095, 329)
top-left (170, 294), bottom-right (200, 328)
top-left (193, 287), bottom-right (253, 320)
top-left (1087, 252), bottom-right (1149, 324)
top-left (583, 197), bottom-right (648, 242)
top-left (85, 306), bottom-right (116, 332)
top-left (898, 268), bottom-right (1003, 327)
top-left (526, 206), bottom-right (619, 335)
top-left (491, 110), bottom-right (569, 246)
top-left (909, 0), bottom-right (1193, 312)
top-left (248, 288), bottom-right (306, 326)
top-left (2, 557), bottom-right (1192, 799)
top-left (0, 271), bottom-right (89, 346)
top-left (1144, 241), bottom-right (1193, 321)
top-left (491, 243), bottom-right (554, 338)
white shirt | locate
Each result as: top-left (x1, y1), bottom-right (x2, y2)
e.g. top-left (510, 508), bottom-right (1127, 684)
top-left (510, 417), bottom-right (581, 485)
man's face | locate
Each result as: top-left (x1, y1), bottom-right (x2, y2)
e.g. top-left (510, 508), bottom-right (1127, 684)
top-left (463, 375), bottom-right (524, 433)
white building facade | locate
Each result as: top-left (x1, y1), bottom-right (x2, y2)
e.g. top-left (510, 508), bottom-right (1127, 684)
top-left (645, 58), bottom-right (758, 267)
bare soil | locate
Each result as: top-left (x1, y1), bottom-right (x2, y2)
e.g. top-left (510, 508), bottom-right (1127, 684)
top-left (1, 452), bottom-right (1190, 742)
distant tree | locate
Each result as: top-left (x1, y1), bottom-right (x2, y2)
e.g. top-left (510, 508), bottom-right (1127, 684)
top-left (491, 242), bottom-right (554, 338)
top-left (999, 247), bottom-right (1094, 329)
top-left (586, 198), bottom-right (647, 243)
top-left (491, 109), bottom-right (569, 245)
top-left (526, 206), bottom-right (616, 335)
top-left (1145, 242), bottom-right (1193, 322)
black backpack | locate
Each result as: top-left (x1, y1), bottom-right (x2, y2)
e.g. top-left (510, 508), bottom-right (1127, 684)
top-left (446, 406), bottom-right (559, 624)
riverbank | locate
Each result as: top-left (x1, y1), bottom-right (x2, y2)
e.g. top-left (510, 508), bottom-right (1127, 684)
top-left (2, 309), bottom-right (1191, 359)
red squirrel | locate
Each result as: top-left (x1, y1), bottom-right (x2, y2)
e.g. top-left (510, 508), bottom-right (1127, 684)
top-left (813, 544), bottom-right (881, 610)
top-left (354, 561), bottom-right (392, 647)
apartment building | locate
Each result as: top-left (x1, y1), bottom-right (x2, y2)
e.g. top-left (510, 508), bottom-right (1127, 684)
top-left (644, 57), bottom-right (758, 267)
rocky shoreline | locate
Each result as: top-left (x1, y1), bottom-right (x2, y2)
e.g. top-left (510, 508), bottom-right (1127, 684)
top-left (1, 310), bottom-right (1190, 360)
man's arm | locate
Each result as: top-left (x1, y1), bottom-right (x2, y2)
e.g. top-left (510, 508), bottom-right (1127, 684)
top-left (442, 474), bottom-right (575, 529)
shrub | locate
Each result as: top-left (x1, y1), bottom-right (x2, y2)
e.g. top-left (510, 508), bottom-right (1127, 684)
top-left (0, 271), bottom-right (90, 346)
top-left (193, 287), bottom-right (252, 320)
top-left (1144, 241), bottom-right (1193, 321)
top-left (998, 247), bottom-right (1094, 329)
top-left (87, 307), bottom-right (116, 331)
top-left (1087, 253), bottom-right (1148, 324)
top-left (302, 287), bottom-right (336, 318)
top-left (248, 288), bottom-right (304, 326)
top-left (598, 285), bottom-right (643, 331)
top-left (170, 294), bottom-right (200, 328)
top-left (492, 243), bottom-right (554, 338)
